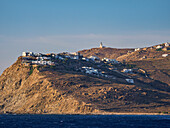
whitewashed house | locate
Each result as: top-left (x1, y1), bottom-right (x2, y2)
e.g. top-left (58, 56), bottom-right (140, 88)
top-left (32, 60), bottom-right (54, 65)
top-left (102, 58), bottom-right (110, 62)
top-left (102, 58), bottom-right (119, 64)
top-left (36, 57), bottom-right (51, 60)
top-left (125, 79), bottom-right (134, 84)
top-left (82, 57), bottom-right (89, 61)
top-left (82, 66), bottom-right (98, 74)
top-left (165, 42), bottom-right (170, 47)
top-left (135, 48), bottom-right (140, 51)
top-left (22, 52), bottom-right (27, 56)
top-left (73, 55), bottom-right (79, 60)
top-left (89, 56), bottom-right (100, 61)
top-left (162, 54), bottom-right (168, 57)
top-left (22, 52), bottom-right (34, 57)
top-left (156, 45), bottom-right (163, 49)
top-left (123, 69), bottom-right (133, 73)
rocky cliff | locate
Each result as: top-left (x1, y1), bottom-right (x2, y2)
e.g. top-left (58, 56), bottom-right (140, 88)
top-left (0, 57), bottom-right (100, 114)
top-left (0, 45), bottom-right (170, 114)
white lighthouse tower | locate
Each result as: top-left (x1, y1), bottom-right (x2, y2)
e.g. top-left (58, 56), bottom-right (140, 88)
top-left (100, 42), bottom-right (104, 48)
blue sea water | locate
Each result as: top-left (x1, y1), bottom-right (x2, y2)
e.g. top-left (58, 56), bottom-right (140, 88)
top-left (0, 114), bottom-right (169, 128)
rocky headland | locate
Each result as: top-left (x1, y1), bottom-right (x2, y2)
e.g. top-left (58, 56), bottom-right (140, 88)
top-left (0, 43), bottom-right (170, 115)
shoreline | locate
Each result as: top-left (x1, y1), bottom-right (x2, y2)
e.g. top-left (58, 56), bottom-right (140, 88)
top-left (1, 112), bottom-right (169, 115)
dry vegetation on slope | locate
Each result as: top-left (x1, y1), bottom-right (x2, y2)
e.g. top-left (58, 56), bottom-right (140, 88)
top-left (79, 47), bottom-right (134, 59)
top-left (79, 45), bottom-right (170, 86)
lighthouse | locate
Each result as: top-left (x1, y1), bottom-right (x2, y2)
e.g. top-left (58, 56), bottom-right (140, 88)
top-left (100, 42), bottom-right (104, 48)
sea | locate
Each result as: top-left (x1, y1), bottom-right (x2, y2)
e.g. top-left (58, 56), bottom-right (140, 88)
top-left (0, 114), bottom-right (170, 128)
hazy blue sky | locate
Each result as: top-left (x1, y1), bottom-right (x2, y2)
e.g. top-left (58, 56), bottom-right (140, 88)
top-left (0, 0), bottom-right (170, 74)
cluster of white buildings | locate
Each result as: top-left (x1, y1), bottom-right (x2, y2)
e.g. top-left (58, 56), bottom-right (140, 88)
top-left (82, 67), bottom-right (99, 75)
top-left (156, 42), bottom-right (170, 49)
top-left (21, 50), bottom-right (135, 84)
top-left (102, 58), bottom-right (119, 64)
top-left (22, 52), bottom-right (34, 57)
top-left (155, 43), bottom-right (169, 57)
top-left (134, 42), bottom-right (170, 52)
top-left (31, 60), bottom-right (54, 65)
top-left (81, 66), bottom-right (116, 79)
top-left (22, 52), bottom-right (54, 66)
top-left (81, 56), bottom-right (119, 64)
top-left (55, 52), bottom-right (120, 64)
top-left (81, 66), bottom-right (134, 83)
top-left (22, 52), bottom-right (56, 58)
top-left (56, 52), bottom-right (82, 60)
top-left (154, 42), bottom-right (170, 51)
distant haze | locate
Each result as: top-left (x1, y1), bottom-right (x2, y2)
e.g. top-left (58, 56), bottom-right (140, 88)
top-left (0, 0), bottom-right (170, 74)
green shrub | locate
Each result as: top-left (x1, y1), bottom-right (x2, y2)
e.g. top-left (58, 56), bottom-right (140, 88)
top-left (156, 48), bottom-right (162, 51)
top-left (29, 66), bottom-right (34, 75)
top-left (163, 112), bottom-right (168, 114)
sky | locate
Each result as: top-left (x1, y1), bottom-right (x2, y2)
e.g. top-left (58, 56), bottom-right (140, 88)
top-left (0, 0), bottom-right (170, 74)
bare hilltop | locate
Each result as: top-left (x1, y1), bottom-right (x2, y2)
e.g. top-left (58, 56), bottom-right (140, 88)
top-left (0, 43), bottom-right (170, 115)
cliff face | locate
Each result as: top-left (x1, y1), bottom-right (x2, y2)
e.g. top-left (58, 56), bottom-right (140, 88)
top-left (0, 58), bottom-right (99, 114)
top-left (0, 57), bottom-right (170, 114)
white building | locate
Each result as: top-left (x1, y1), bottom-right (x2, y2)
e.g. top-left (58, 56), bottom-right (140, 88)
top-left (102, 58), bottom-right (119, 64)
top-left (123, 69), bottom-right (133, 73)
top-left (135, 48), bottom-right (140, 51)
top-left (82, 57), bottom-right (89, 61)
top-left (165, 42), bottom-right (170, 47)
top-left (36, 57), bottom-right (51, 60)
top-left (73, 55), bottom-right (79, 60)
top-left (102, 58), bottom-right (110, 62)
top-left (32, 60), bottom-right (54, 65)
top-left (82, 66), bottom-right (98, 74)
top-left (89, 56), bottom-right (100, 61)
top-left (156, 45), bottom-right (163, 49)
top-left (22, 52), bottom-right (34, 57)
top-left (162, 54), bottom-right (168, 57)
top-left (22, 52), bottom-right (27, 56)
top-left (125, 79), bottom-right (134, 84)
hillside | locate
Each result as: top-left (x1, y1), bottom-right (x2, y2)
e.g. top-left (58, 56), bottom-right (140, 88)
top-left (0, 49), bottom-right (170, 114)
top-left (79, 47), bottom-right (134, 59)
top-left (79, 44), bottom-right (170, 86)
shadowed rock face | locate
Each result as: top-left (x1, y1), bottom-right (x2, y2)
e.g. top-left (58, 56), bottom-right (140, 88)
top-left (0, 44), bottom-right (170, 114)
